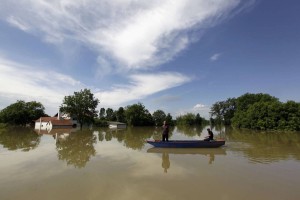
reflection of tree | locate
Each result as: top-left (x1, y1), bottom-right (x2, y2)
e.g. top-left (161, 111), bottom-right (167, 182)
top-left (226, 127), bottom-right (300, 162)
top-left (0, 127), bottom-right (40, 151)
top-left (162, 153), bottom-right (170, 173)
top-left (96, 127), bottom-right (154, 150)
top-left (176, 125), bottom-right (204, 137)
top-left (56, 130), bottom-right (97, 168)
top-left (122, 127), bottom-right (153, 150)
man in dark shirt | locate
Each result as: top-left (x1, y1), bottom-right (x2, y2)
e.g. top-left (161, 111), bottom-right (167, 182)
top-left (204, 128), bottom-right (214, 141)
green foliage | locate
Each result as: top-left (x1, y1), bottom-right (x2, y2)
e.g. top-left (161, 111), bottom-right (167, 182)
top-left (99, 108), bottom-right (105, 119)
top-left (60, 89), bottom-right (99, 129)
top-left (0, 100), bottom-right (46, 125)
top-left (212, 93), bottom-right (300, 131)
top-left (106, 108), bottom-right (116, 121)
top-left (124, 103), bottom-right (154, 126)
top-left (116, 107), bottom-right (126, 122)
top-left (93, 118), bottom-right (108, 127)
top-left (176, 113), bottom-right (207, 126)
top-left (152, 110), bottom-right (167, 126)
top-left (210, 98), bottom-right (236, 125)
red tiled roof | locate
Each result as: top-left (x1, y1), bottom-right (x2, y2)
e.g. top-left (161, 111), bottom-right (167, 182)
top-left (51, 120), bottom-right (73, 126)
top-left (35, 117), bottom-right (57, 122)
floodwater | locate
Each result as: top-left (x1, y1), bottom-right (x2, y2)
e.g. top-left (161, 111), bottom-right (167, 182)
top-left (0, 126), bottom-right (300, 200)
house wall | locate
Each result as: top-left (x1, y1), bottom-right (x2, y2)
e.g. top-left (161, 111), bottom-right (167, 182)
top-left (34, 122), bottom-right (48, 130)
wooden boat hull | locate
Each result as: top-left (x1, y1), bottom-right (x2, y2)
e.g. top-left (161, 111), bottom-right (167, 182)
top-left (146, 140), bottom-right (225, 148)
top-left (147, 147), bottom-right (226, 155)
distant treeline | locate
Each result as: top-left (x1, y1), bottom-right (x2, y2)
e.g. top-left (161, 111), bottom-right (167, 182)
top-left (0, 100), bottom-right (207, 127)
top-left (210, 93), bottom-right (300, 131)
top-left (95, 103), bottom-right (208, 127)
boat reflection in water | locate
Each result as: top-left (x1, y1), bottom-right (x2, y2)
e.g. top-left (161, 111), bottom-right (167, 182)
top-left (148, 147), bottom-right (227, 172)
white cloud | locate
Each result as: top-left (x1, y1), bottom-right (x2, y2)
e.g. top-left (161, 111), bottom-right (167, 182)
top-left (0, 0), bottom-right (248, 71)
top-left (174, 103), bottom-right (210, 119)
top-left (96, 72), bottom-right (191, 107)
top-left (210, 53), bottom-right (222, 61)
top-left (193, 104), bottom-right (206, 109)
top-left (0, 56), bottom-right (190, 114)
top-left (0, 56), bottom-right (84, 114)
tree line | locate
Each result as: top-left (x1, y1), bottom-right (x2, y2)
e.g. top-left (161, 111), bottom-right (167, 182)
top-left (210, 93), bottom-right (300, 131)
top-left (0, 89), bottom-right (207, 128)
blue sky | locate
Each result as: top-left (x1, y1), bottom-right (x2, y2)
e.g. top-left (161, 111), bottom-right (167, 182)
top-left (0, 0), bottom-right (299, 119)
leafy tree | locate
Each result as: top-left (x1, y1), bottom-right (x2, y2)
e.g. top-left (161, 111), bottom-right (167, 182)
top-left (124, 103), bottom-right (154, 126)
top-left (116, 107), bottom-right (126, 122)
top-left (210, 98), bottom-right (236, 125)
top-left (152, 110), bottom-right (166, 126)
top-left (195, 113), bottom-right (203, 125)
top-left (99, 108), bottom-right (106, 119)
top-left (165, 113), bottom-right (175, 126)
top-left (0, 100), bottom-right (46, 125)
top-left (106, 108), bottom-right (116, 121)
top-left (232, 93), bottom-right (279, 128)
top-left (176, 113), bottom-right (208, 126)
top-left (60, 89), bottom-right (99, 130)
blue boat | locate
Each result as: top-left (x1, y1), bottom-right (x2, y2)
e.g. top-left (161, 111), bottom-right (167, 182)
top-left (146, 140), bottom-right (225, 148)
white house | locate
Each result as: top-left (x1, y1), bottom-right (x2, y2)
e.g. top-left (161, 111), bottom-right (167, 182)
top-left (35, 112), bottom-right (77, 131)
top-left (108, 121), bottom-right (127, 129)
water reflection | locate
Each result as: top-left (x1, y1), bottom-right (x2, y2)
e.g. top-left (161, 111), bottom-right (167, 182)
top-left (162, 152), bottom-right (170, 173)
top-left (0, 127), bottom-right (40, 151)
top-left (225, 127), bottom-right (300, 163)
top-left (148, 147), bottom-right (227, 172)
top-left (56, 130), bottom-right (97, 168)
top-left (176, 125), bottom-right (204, 137)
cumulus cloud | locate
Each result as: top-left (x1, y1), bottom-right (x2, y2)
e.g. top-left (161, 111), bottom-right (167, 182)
top-left (0, 0), bottom-right (248, 70)
top-left (0, 56), bottom-right (84, 113)
top-left (210, 53), bottom-right (222, 61)
top-left (0, 56), bottom-right (190, 113)
top-left (193, 104), bottom-right (206, 109)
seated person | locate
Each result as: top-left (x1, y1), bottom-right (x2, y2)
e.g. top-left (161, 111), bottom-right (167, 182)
top-left (204, 128), bottom-right (214, 141)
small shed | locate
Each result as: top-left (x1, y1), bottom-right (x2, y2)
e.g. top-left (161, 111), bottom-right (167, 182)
top-left (108, 121), bottom-right (127, 129)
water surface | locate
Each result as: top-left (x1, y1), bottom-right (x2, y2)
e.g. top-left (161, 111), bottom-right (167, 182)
top-left (0, 126), bottom-right (300, 200)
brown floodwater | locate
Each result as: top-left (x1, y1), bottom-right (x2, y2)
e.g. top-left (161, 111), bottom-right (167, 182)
top-left (0, 126), bottom-right (300, 200)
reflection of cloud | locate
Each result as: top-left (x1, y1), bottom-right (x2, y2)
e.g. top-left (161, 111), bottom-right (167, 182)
top-left (1, 0), bottom-right (249, 70)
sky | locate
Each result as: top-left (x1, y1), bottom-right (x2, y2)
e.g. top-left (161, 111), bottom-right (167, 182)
top-left (0, 0), bottom-right (300, 119)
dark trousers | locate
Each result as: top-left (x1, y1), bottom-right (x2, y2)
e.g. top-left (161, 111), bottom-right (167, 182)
top-left (162, 133), bottom-right (169, 142)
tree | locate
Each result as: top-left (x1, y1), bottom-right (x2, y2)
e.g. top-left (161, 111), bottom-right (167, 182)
top-left (116, 107), bottom-right (126, 122)
top-left (60, 89), bottom-right (99, 130)
top-left (210, 98), bottom-right (236, 125)
top-left (152, 110), bottom-right (166, 126)
top-left (124, 103), bottom-right (154, 126)
top-left (232, 93), bottom-right (279, 128)
top-left (0, 100), bottom-right (46, 125)
top-left (99, 108), bottom-right (106, 119)
top-left (106, 108), bottom-right (116, 121)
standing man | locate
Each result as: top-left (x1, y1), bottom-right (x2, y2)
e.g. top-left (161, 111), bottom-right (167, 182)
top-left (162, 121), bottom-right (169, 142)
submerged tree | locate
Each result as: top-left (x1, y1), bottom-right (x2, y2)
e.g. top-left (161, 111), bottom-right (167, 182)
top-left (60, 89), bottom-right (99, 130)
top-left (0, 100), bottom-right (46, 125)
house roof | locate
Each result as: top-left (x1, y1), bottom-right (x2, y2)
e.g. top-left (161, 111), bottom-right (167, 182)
top-left (35, 117), bottom-right (57, 122)
top-left (51, 120), bottom-right (73, 126)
